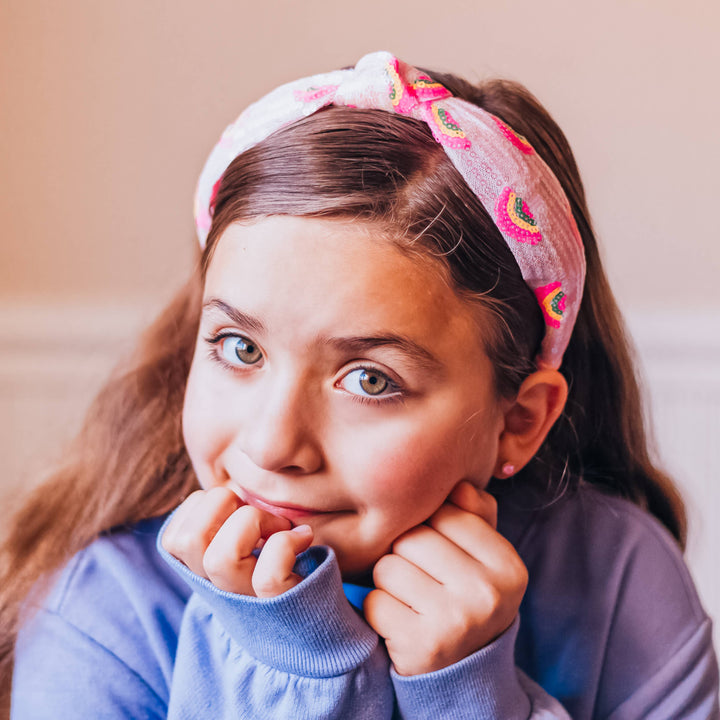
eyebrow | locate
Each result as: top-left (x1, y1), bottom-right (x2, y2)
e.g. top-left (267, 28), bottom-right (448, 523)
top-left (321, 335), bottom-right (444, 374)
top-left (202, 297), bottom-right (444, 374)
top-left (203, 298), bottom-right (267, 335)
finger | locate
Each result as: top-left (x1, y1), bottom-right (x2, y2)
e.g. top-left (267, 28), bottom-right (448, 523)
top-left (160, 490), bottom-right (205, 549)
top-left (448, 481), bottom-right (497, 528)
top-left (392, 523), bottom-right (488, 585)
top-left (161, 487), bottom-right (242, 577)
top-left (372, 552), bottom-right (441, 613)
top-left (363, 588), bottom-right (418, 641)
top-left (428, 503), bottom-right (521, 577)
top-left (203, 505), bottom-right (292, 594)
top-left (252, 525), bottom-right (314, 598)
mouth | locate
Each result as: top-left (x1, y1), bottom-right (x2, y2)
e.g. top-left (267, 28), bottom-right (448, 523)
top-left (236, 487), bottom-right (330, 523)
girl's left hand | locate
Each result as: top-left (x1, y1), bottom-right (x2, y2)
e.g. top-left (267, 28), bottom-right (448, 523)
top-left (363, 481), bottom-right (528, 676)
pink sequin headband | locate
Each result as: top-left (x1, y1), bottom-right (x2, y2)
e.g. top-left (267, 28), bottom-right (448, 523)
top-left (194, 51), bottom-right (586, 370)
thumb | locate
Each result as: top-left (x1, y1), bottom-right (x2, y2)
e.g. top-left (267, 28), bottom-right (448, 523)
top-left (448, 480), bottom-right (497, 529)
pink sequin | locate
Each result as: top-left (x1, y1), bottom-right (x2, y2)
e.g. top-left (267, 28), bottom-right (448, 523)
top-left (492, 117), bottom-right (535, 155)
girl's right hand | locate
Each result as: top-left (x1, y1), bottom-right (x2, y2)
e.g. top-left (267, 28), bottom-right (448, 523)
top-left (161, 487), bottom-right (314, 597)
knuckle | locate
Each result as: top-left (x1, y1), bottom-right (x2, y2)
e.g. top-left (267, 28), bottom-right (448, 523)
top-left (504, 554), bottom-right (529, 593)
top-left (372, 554), bottom-right (394, 585)
top-left (178, 489), bottom-right (205, 508)
top-left (427, 504), bottom-right (454, 527)
top-left (391, 525), bottom-right (424, 552)
top-left (160, 525), bottom-right (177, 553)
top-left (204, 485), bottom-right (236, 503)
top-left (204, 486), bottom-right (242, 515)
top-left (265, 530), bottom-right (292, 551)
top-left (363, 588), bottom-right (380, 612)
top-left (483, 494), bottom-right (498, 522)
top-left (167, 530), bottom-right (198, 561)
top-left (201, 544), bottom-right (229, 578)
top-left (484, 583), bottom-right (504, 613)
top-left (514, 560), bottom-right (529, 592)
top-left (469, 579), bottom-right (502, 616)
top-left (362, 590), bottom-right (377, 621)
top-left (234, 503), bottom-right (264, 529)
top-left (252, 570), bottom-right (282, 597)
top-left (201, 487), bottom-right (227, 510)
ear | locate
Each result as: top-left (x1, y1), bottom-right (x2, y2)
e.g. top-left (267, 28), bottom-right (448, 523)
top-left (494, 369), bottom-right (568, 478)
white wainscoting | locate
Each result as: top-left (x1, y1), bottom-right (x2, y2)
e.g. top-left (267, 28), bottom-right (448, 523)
top-left (1, 303), bottom-right (718, 645)
top-left (625, 310), bottom-right (720, 651)
top-left (0, 303), bottom-right (154, 520)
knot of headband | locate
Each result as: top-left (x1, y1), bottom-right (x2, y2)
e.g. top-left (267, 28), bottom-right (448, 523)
top-left (194, 51), bottom-right (586, 370)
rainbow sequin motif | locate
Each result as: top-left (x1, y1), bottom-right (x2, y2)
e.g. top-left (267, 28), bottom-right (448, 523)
top-left (535, 282), bottom-right (566, 328)
top-left (495, 187), bottom-right (543, 244)
top-left (293, 85), bottom-right (338, 103)
top-left (386, 59), bottom-right (470, 149)
top-left (492, 116), bottom-right (534, 155)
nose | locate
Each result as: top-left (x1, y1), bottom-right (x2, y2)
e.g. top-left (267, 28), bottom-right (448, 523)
top-left (237, 369), bottom-right (324, 475)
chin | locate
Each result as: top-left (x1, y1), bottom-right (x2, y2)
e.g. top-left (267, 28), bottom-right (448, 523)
top-left (330, 544), bottom-right (384, 586)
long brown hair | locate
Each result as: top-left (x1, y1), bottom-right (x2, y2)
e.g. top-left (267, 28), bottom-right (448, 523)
top-left (0, 72), bottom-right (685, 713)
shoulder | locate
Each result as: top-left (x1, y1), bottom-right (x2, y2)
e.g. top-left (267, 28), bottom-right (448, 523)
top-left (42, 514), bottom-right (190, 619)
top-left (518, 483), bottom-right (703, 620)
top-left (508, 481), bottom-right (706, 631)
top-left (500, 481), bottom-right (716, 716)
top-left (20, 515), bottom-right (191, 691)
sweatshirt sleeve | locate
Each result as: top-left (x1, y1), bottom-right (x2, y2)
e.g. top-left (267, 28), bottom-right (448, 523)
top-left (390, 617), bottom-right (571, 719)
top-left (11, 516), bottom-right (394, 719)
top-left (157, 531), bottom-right (395, 719)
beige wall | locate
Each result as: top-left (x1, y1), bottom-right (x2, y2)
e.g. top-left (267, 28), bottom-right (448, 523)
top-left (1, 0), bottom-right (718, 308)
top-left (1, 0), bottom-right (718, 624)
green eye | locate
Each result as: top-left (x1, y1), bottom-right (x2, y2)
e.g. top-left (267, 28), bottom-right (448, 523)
top-left (219, 336), bottom-right (263, 365)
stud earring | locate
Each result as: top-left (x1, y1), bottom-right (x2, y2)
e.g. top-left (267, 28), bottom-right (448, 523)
top-left (501, 462), bottom-right (516, 477)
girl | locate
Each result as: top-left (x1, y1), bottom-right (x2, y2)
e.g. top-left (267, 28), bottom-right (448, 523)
top-left (1, 51), bottom-right (718, 718)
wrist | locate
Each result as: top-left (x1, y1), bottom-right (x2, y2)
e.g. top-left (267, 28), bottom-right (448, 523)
top-left (158, 518), bottom-right (380, 677)
top-left (391, 617), bottom-right (531, 719)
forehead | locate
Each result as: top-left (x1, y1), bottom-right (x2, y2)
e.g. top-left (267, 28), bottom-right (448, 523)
top-left (204, 216), bottom-right (487, 356)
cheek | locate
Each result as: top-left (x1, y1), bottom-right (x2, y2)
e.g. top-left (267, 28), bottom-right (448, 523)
top-left (341, 405), bottom-right (500, 520)
top-left (182, 362), bottom-right (228, 486)
top-left (347, 428), bottom-right (470, 518)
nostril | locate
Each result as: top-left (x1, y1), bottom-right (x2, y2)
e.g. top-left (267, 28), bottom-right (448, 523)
top-left (281, 465), bottom-right (308, 474)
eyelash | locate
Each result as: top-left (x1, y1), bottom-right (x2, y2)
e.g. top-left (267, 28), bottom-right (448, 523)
top-left (338, 364), bottom-right (406, 407)
top-left (204, 332), bottom-right (260, 372)
top-left (348, 393), bottom-right (406, 408)
top-left (203, 332), bottom-right (407, 407)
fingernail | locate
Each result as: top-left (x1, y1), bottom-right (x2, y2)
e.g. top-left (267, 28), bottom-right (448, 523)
top-left (290, 524), bottom-right (312, 535)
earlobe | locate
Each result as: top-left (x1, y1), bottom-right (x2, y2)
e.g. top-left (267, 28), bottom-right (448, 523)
top-left (494, 370), bottom-right (568, 477)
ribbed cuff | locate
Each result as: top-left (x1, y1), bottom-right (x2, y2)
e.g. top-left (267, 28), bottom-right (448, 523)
top-left (391, 617), bottom-right (531, 720)
top-left (157, 515), bottom-right (379, 678)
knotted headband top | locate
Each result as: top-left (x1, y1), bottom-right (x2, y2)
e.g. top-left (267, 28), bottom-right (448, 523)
top-left (194, 51), bottom-right (586, 370)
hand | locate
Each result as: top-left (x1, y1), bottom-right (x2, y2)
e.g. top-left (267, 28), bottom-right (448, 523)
top-left (363, 481), bottom-right (528, 676)
top-left (161, 487), bottom-right (314, 597)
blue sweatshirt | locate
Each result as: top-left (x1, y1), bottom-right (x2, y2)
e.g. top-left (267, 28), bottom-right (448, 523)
top-left (11, 482), bottom-right (720, 718)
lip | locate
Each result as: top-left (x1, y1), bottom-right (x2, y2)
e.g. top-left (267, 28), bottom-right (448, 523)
top-left (236, 488), bottom-right (329, 523)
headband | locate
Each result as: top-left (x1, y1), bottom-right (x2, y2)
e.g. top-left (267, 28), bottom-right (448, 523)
top-left (194, 51), bottom-right (586, 370)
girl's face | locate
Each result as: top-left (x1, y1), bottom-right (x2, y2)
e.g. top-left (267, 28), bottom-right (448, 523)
top-left (183, 215), bottom-right (507, 579)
